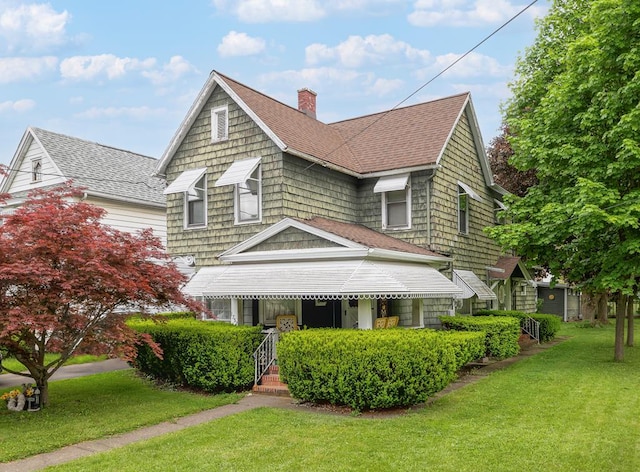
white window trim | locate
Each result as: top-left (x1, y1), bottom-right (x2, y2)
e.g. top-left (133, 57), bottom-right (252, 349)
top-left (234, 164), bottom-right (262, 225)
top-left (184, 174), bottom-right (207, 229)
top-left (211, 105), bottom-right (228, 142)
top-left (382, 186), bottom-right (411, 230)
top-left (458, 185), bottom-right (469, 235)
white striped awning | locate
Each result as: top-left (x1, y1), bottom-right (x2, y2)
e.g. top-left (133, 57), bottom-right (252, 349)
top-left (163, 168), bottom-right (207, 195)
top-left (457, 181), bottom-right (484, 203)
top-left (183, 260), bottom-right (463, 300)
top-left (453, 269), bottom-right (497, 300)
top-left (373, 173), bottom-right (410, 193)
top-left (214, 157), bottom-right (261, 187)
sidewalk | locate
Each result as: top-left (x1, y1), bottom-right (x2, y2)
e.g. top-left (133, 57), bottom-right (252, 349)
top-left (0, 338), bottom-right (563, 471)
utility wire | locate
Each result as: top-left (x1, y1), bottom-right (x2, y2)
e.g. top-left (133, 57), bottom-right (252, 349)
top-left (304, 0), bottom-right (540, 171)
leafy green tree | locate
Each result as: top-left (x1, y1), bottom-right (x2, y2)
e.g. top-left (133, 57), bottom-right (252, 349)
top-left (487, 0), bottom-right (640, 360)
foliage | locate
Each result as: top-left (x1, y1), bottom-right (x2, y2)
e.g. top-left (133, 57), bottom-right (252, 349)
top-left (439, 315), bottom-right (521, 359)
top-left (0, 184), bottom-right (204, 405)
top-left (128, 318), bottom-right (263, 393)
top-left (41, 324), bottom-right (640, 472)
top-left (277, 329), bottom-right (483, 411)
top-left (486, 123), bottom-right (538, 197)
top-left (487, 0), bottom-right (640, 359)
top-left (475, 309), bottom-right (562, 342)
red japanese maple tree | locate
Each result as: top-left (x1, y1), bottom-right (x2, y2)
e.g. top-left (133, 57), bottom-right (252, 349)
top-left (0, 183), bottom-right (203, 406)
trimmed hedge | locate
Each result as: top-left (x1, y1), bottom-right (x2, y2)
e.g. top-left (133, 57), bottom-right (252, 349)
top-left (439, 315), bottom-right (521, 360)
top-left (128, 318), bottom-right (263, 393)
top-left (277, 329), bottom-right (485, 411)
top-left (475, 309), bottom-right (561, 342)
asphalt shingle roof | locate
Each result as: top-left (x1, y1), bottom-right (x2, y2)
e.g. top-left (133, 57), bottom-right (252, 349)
top-left (31, 127), bottom-right (165, 206)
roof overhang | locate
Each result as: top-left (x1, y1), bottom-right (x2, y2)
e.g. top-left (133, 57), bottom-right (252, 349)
top-left (184, 260), bottom-right (464, 300)
top-left (453, 269), bottom-right (497, 300)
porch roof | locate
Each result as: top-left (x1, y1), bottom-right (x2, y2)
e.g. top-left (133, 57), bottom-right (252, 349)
top-left (184, 260), bottom-right (463, 300)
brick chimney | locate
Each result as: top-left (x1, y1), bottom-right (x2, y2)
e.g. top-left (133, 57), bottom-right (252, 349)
top-left (297, 88), bottom-right (317, 119)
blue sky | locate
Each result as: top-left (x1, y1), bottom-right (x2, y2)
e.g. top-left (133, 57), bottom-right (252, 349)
top-left (0, 0), bottom-right (548, 166)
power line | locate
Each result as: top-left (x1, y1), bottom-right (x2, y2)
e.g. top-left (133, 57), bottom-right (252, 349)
top-left (304, 0), bottom-right (540, 171)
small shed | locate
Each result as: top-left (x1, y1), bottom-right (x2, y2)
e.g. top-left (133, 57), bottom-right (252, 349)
top-left (536, 281), bottom-right (581, 321)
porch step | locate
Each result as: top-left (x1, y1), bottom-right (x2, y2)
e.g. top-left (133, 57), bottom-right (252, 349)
top-left (252, 364), bottom-right (290, 397)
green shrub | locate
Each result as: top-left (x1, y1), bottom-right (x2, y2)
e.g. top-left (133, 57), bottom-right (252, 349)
top-left (437, 331), bottom-right (487, 369)
top-left (439, 315), bottom-right (521, 360)
top-left (128, 318), bottom-right (263, 393)
top-left (475, 309), bottom-right (561, 342)
top-left (277, 329), bottom-right (476, 411)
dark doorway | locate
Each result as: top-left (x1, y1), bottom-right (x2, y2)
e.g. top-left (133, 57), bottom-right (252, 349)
top-left (302, 299), bottom-right (342, 328)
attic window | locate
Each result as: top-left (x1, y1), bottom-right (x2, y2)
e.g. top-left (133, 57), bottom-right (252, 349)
top-left (211, 105), bottom-right (228, 142)
top-left (31, 159), bottom-right (42, 182)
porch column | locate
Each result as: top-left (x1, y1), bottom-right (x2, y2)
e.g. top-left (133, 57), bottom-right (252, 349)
top-left (357, 298), bottom-right (373, 330)
top-left (230, 297), bottom-right (239, 325)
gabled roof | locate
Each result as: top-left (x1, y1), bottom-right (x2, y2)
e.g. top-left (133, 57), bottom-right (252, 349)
top-left (218, 216), bottom-right (450, 264)
top-left (2, 127), bottom-right (165, 207)
top-left (489, 256), bottom-right (532, 281)
top-left (155, 70), bottom-right (500, 189)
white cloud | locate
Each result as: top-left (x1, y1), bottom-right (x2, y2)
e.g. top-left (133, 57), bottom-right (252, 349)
top-left (213, 0), bottom-right (326, 22)
top-left (415, 52), bottom-right (512, 79)
top-left (60, 54), bottom-right (156, 81)
top-left (141, 56), bottom-right (197, 85)
top-left (408, 0), bottom-right (546, 27)
top-left (75, 106), bottom-right (165, 120)
top-left (0, 99), bottom-right (36, 113)
top-left (0, 2), bottom-right (70, 52)
top-left (260, 67), bottom-right (364, 89)
top-left (0, 56), bottom-right (58, 83)
top-left (367, 77), bottom-right (404, 96)
top-left (306, 34), bottom-right (430, 68)
top-left (217, 31), bottom-right (266, 57)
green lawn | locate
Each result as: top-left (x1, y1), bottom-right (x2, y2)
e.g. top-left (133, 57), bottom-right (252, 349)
top-left (0, 370), bottom-right (242, 462)
top-left (43, 323), bottom-right (640, 472)
top-left (1, 353), bottom-right (107, 374)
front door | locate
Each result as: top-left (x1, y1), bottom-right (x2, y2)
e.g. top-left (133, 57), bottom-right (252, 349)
top-left (302, 299), bottom-right (342, 328)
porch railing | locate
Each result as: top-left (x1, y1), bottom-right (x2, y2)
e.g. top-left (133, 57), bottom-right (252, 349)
top-left (522, 316), bottom-right (540, 343)
top-left (253, 328), bottom-right (278, 386)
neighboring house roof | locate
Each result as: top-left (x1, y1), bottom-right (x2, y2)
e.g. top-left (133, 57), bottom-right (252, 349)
top-left (1, 127), bottom-right (165, 207)
top-left (300, 216), bottom-right (443, 259)
top-left (155, 70), bottom-right (504, 192)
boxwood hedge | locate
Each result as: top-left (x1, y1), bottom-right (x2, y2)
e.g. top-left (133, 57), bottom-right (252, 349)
top-left (277, 328), bottom-right (485, 411)
top-left (439, 315), bottom-right (521, 359)
top-left (128, 317), bottom-right (263, 393)
top-left (474, 309), bottom-right (561, 342)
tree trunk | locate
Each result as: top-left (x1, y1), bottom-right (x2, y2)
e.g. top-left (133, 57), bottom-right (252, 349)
top-left (627, 297), bottom-right (635, 347)
top-left (597, 292), bottom-right (609, 324)
top-left (28, 368), bottom-right (50, 407)
top-left (581, 292), bottom-right (596, 323)
top-left (614, 293), bottom-right (626, 362)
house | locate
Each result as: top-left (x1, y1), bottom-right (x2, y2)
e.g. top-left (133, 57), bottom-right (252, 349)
top-left (154, 70), bottom-right (536, 330)
top-left (536, 280), bottom-right (582, 321)
top-left (0, 127), bottom-right (168, 247)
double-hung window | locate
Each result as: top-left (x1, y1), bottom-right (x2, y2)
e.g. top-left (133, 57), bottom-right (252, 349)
top-left (215, 156), bottom-right (262, 225)
top-left (374, 173), bottom-right (411, 230)
top-left (457, 181), bottom-right (484, 235)
top-left (163, 168), bottom-right (208, 229)
top-left (211, 105), bottom-right (228, 142)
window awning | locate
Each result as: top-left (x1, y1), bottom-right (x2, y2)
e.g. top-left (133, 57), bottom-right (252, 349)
top-left (183, 260), bottom-right (464, 300)
top-left (373, 173), bottom-right (409, 193)
top-left (452, 270), bottom-right (497, 300)
top-left (163, 168), bottom-right (206, 195)
top-left (214, 157), bottom-right (261, 187)
top-left (457, 181), bottom-right (484, 203)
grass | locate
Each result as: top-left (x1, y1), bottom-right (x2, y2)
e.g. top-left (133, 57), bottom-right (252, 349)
top-left (1, 353), bottom-right (107, 374)
top-left (0, 370), bottom-right (242, 462)
top-left (42, 323), bottom-right (640, 472)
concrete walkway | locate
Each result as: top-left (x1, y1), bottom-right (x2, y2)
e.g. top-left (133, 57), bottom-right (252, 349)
top-left (0, 338), bottom-right (563, 471)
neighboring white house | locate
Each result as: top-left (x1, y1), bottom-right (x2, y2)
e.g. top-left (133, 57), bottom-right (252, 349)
top-left (0, 127), bottom-right (167, 246)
